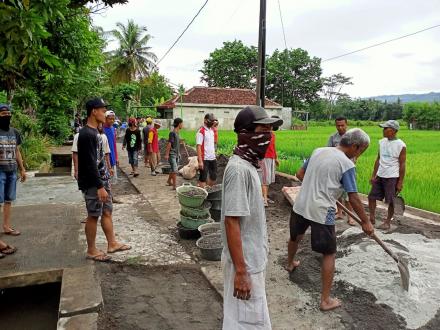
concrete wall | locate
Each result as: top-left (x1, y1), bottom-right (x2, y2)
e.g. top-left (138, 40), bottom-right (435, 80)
top-left (171, 103), bottom-right (292, 130)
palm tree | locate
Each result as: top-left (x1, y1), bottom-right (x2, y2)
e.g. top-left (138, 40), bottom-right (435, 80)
top-left (107, 20), bottom-right (157, 84)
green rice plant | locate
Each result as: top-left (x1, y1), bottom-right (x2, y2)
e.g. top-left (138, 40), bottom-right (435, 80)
top-left (159, 127), bottom-right (440, 213)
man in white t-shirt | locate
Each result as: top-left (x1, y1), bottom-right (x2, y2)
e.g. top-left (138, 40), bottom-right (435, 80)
top-left (287, 128), bottom-right (374, 312)
top-left (196, 113), bottom-right (217, 188)
top-left (368, 120), bottom-right (407, 230)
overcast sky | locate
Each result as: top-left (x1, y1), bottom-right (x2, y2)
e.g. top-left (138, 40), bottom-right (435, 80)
top-left (93, 0), bottom-right (440, 98)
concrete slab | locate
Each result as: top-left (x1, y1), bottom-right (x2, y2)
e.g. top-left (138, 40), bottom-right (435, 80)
top-left (57, 313), bottom-right (98, 330)
top-left (59, 266), bottom-right (102, 318)
top-left (0, 175), bottom-right (86, 288)
top-left (0, 268), bottom-right (62, 289)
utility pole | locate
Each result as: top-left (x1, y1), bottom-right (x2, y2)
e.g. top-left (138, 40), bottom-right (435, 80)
top-left (256, 0), bottom-right (267, 108)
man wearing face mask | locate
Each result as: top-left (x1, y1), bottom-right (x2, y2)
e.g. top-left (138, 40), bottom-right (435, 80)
top-left (0, 104), bottom-right (26, 239)
top-left (196, 113), bottom-right (217, 188)
top-left (221, 106), bottom-right (280, 330)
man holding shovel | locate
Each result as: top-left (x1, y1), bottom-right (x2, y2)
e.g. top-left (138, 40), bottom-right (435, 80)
top-left (221, 106), bottom-right (280, 329)
top-left (287, 128), bottom-right (374, 311)
top-left (368, 120), bottom-right (406, 230)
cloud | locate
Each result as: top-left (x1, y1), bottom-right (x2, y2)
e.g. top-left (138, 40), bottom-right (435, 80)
top-left (92, 0), bottom-right (440, 96)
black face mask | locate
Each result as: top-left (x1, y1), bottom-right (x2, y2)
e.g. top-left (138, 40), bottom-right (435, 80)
top-left (0, 116), bottom-right (11, 131)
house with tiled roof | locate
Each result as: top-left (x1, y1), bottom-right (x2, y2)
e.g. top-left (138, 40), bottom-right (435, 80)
top-left (157, 86), bottom-right (292, 130)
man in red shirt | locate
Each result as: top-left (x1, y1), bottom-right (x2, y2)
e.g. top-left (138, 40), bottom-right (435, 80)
top-left (259, 116), bottom-right (283, 207)
top-left (148, 120), bottom-right (161, 176)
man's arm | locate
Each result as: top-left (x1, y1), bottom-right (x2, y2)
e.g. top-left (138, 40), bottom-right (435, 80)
top-left (348, 193), bottom-right (374, 235)
top-left (295, 159), bottom-right (309, 181)
top-left (72, 152), bottom-right (78, 179)
top-left (397, 147), bottom-right (407, 193)
top-left (224, 216), bottom-right (251, 300)
top-left (370, 152), bottom-right (380, 184)
top-left (327, 135), bottom-right (334, 147)
top-left (16, 147), bottom-right (26, 182)
top-left (196, 131), bottom-right (204, 170)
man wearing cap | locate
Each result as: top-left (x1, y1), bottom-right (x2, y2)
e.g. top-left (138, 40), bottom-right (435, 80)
top-left (0, 104), bottom-right (25, 242)
top-left (142, 117), bottom-right (153, 167)
top-left (197, 113), bottom-right (217, 188)
top-left (78, 98), bottom-right (131, 262)
top-left (258, 115), bottom-right (283, 207)
top-left (147, 120), bottom-right (161, 176)
top-left (368, 120), bottom-right (406, 230)
top-left (104, 110), bottom-right (118, 183)
top-left (221, 106), bottom-right (280, 329)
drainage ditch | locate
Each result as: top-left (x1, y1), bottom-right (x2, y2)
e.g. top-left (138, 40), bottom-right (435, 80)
top-left (0, 282), bottom-right (61, 330)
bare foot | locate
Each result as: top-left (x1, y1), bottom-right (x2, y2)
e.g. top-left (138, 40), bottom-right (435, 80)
top-left (285, 260), bottom-right (300, 273)
top-left (347, 217), bottom-right (356, 226)
top-left (336, 213), bottom-right (344, 220)
top-left (377, 223), bottom-right (391, 230)
top-left (320, 297), bottom-right (342, 311)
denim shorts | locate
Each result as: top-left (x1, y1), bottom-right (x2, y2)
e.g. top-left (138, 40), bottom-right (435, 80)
top-left (0, 171), bottom-right (17, 203)
top-left (127, 149), bottom-right (139, 166)
top-left (169, 155), bottom-right (179, 173)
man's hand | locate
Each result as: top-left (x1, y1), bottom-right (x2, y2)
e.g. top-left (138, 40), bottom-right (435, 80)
top-left (74, 171), bottom-right (78, 180)
top-left (122, 146), bottom-right (125, 150)
top-left (19, 169), bottom-right (26, 183)
top-left (109, 168), bottom-right (114, 177)
top-left (233, 270), bottom-right (252, 300)
top-left (164, 154), bottom-right (169, 161)
top-left (370, 176), bottom-right (377, 185)
top-left (361, 220), bottom-right (374, 236)
top-left (147, 144), bottom-right (153, 153)
top-left (97, 187), bottom-right (109, 203)
top-left (396, 181), bottom-right (403, 193)
top-left (275, 159), bottom-right (280, 167)
top-left (198, 160), bottom-right (204, 170)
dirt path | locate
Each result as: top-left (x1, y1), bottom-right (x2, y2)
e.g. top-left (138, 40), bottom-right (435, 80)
top-left (97, 264), bottom-right (223, 330)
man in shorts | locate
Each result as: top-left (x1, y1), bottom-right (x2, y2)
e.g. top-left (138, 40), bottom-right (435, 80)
top-left (368, 120), bottom-right (406, 230)
top-left (221, 106), bottom-right (281, 329)
top-left (164, 118), bottom-right (183, 190)
top-left (78, 98), bottom-right (131, 262)
top-left (0, 104), bottom-right (26, 237)
top-left (142, 117), bottom-right (153, 167)
top-left (197, 113), bottom-right (217, 188)
top-left (259, 115), bottom-right (283, 207)
top-left (287, 128), bottom-right (374, 311)
top-left (327, 116), bottom-right (355, 225)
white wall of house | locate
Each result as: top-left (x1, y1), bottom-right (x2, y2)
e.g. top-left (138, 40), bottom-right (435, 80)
top-left (170, 103), bottom-right (292, 130)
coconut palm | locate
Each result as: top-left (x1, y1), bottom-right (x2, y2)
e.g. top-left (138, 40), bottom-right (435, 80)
top-left (107, 20), bottom-right (157, 83)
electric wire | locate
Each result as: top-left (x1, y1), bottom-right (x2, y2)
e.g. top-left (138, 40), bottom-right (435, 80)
top-left (323, 23), bottom-right (440, 62)
top-left (156, 0), bottom-right (209, 66)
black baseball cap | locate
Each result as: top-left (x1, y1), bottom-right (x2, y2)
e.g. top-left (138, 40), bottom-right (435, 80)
top-left (0, 104), bottom-right (11, 113)
top-left (234, 106), bottom-right (283, 132)
top-left (85, 98), bottom-right (109, 112)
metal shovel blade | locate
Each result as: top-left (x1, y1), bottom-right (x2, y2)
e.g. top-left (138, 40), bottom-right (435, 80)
top-left (397, 259), bottom-right (410, 291)
top-left (393, 195), bottom-right (405, 216)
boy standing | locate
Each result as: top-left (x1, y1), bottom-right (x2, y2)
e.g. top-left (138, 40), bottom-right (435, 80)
top-left (147, 120), bottom-right (161, 176)
top-left (197, 113), bottom-right (217, 188)
top-left (164, 118), bottom-right (183, 190)
top-left (0, 104), bottom-right (26, 237)
top-left (78, 98), bottom-right (131, 262)
top-left (122, 118), bottom-right (142, 177)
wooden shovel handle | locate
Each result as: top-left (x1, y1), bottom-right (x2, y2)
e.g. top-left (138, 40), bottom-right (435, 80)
top-left (336, 201), bottom-right (399, 262)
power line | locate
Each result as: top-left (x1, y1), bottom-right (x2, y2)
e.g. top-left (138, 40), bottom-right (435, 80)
top-left (277, 0), bottom-right (288, 50)
top-left (323, 23), bottom-right (440, 62)
top-left (156, 0), bottom-right (209, 66)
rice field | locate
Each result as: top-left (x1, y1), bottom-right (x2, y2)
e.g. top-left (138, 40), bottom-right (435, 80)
top-left (159, 127), bottom-right (440, 213)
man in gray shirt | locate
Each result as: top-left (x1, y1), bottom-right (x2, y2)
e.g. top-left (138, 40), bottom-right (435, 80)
top-left (288, 129), bottom-right (374, 311)
top-left (327, 116), bottom-right (355, 225)
top-left (221, 106), bottom-right (280, 329)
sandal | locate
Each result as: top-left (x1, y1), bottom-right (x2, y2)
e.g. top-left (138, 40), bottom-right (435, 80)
top-left (133, 173), bottom-right (139, 177)
top-left (108, 244), bottom-right (132, 254)
top-left (0, 244), bottom-right (17, 255)
top-left (86, 253), bottom-right (112, 262)
top-left (4, 228), bottom-right (21, 236)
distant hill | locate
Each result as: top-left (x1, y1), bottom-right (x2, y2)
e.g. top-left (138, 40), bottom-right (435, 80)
top-left (366, 92), bottom-right (440, 103)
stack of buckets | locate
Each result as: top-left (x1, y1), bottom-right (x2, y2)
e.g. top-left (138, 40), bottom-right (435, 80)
top-left (206, 184), bottom-right (222, 222)
top-left (176, 183), bottom-right (212, 239)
